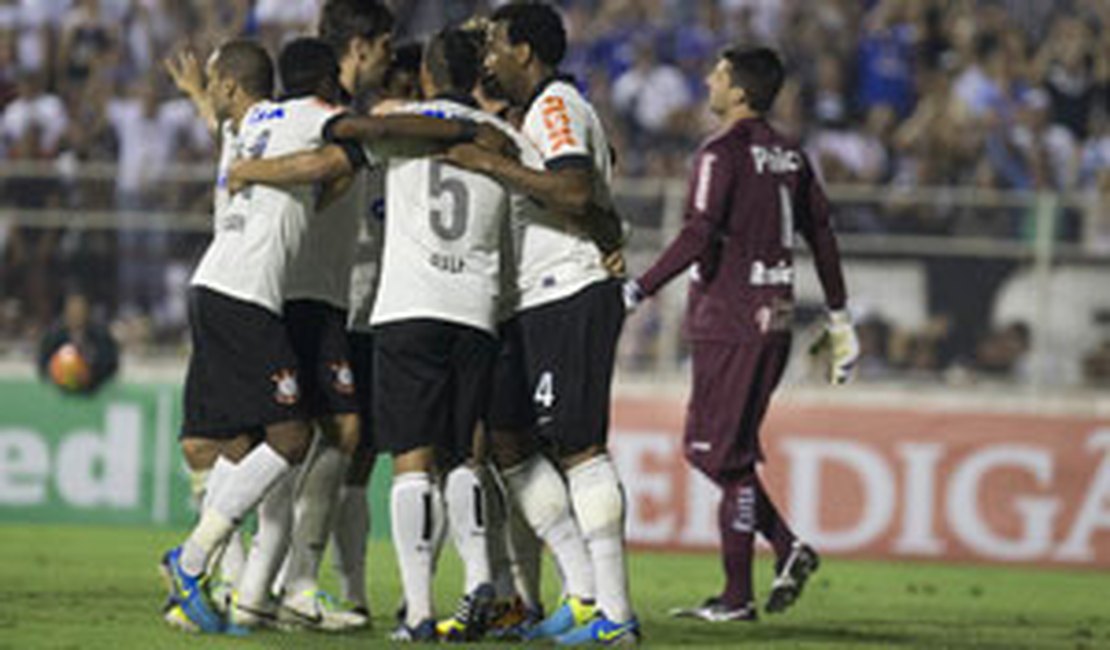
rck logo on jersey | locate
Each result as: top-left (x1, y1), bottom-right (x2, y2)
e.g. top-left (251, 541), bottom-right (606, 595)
top-left (271, 369), bottom-right (300, 405)
top-left (541, 96), bottom-right (578, 153)
top-left (330, 361), bottom-right (355, 395)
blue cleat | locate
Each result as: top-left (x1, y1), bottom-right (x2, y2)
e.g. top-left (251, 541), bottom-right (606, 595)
top-left (523, 595), bottom-right (597, 640)
top-left (555, 614), bottom-right (641, 646)
top-left (160, 546), bottom-right (224, 634)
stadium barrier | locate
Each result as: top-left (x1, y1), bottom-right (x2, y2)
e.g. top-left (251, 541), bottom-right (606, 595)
top-left (612, 395), bottom-right (1110, 568)
top-left (4, 377), bottom-right (1109, 568)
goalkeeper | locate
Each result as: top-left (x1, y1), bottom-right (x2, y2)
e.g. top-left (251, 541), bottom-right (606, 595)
top-left (623, 47), bottom-right (858, 622)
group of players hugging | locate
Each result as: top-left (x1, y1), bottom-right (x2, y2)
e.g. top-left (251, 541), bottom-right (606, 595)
top-left (157, 0), bottom-right (859, 645)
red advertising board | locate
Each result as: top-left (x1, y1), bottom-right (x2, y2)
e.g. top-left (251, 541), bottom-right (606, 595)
top-left (610, 396), bottom-right (1110, 567)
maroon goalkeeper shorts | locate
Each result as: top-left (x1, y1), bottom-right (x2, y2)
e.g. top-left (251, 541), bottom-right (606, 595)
top-left (683, 334), bottom-right (791, 483)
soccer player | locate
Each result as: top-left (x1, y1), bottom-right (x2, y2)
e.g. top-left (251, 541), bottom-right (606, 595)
top-left (160, 39), bottom-right (327, 634)
top-left (624, 47), bottom-right (861, 621)
top-left (269, 2), bottom-right (394, 629)
top-left (442, 3), bottom-right (638, 643)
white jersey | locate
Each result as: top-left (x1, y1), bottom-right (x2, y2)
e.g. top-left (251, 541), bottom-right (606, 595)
top-left (191, 97), bottom-right (344, 314)
top-left (213, 119), bottom-right (236, 227)
top-left (514, 78), bottom-right (613, 311)
top-left (367, 98), bottom-right (517, 334)
top-left (284, 164), bottom-right (364, 309)
top-left (346, 164), bottom-right (385, 333)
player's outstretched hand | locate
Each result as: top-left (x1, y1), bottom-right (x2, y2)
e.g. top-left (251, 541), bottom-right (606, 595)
top-left (473, 122), bottom-right (519, 158)
top-left (603, 250), bottom-right (626, 277)
top-left (809, 310), bottom-right (859, 384)
top-left (164, 50), bottom-right (204, 98)
top-left (226, 161), bottom-right (248, 195)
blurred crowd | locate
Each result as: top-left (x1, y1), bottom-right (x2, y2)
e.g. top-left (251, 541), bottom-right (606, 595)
top-left (1, 0), bottom-right (1109, 384)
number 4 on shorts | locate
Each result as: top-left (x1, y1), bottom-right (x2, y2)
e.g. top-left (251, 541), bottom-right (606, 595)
top-left (534, 371), bottom-right (555, 409)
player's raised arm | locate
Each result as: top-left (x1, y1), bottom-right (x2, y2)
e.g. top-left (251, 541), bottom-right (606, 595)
top-left (164, 50), bottom-right (218, 135)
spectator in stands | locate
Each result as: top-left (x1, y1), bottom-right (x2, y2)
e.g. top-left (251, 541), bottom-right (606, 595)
top-left (856, 0), bottom-right (917, 119)
top-left (611, 38), bottom-right (693, 173)
top-left (973, 321), bottom-right (1031, 379)
top-left (1, 72), bottom-right (68, 156)
top-left (57, 0), bottom-right (120, 86)
top-left (36, 291), bottom-right (119, 394)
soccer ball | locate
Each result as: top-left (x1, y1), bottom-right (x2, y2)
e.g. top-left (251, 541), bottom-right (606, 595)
top-left (48, 343), bottom-right (91, 392)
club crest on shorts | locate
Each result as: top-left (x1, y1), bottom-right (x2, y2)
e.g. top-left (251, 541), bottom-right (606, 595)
top-left (271, 369), bottom-right (300, 405)
top-left (330, 361), bottom-right (355, 395)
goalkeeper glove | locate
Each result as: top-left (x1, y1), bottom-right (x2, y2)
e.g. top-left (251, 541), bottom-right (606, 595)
top-left (622, 279), bottom-right (644, 312)
top-left (810, 309), bottom-right (860, 384)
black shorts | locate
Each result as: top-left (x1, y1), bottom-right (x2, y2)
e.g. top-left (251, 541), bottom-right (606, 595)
top-left (284, 299), bottom-right (358, 418)
top-left (348, 330), bottom-right (376, 454)
top-left (182, 287), bottom-right (304, 439)
top-left (516, 279), bottom-right (624, 455)
top-left (684, 334), bottom-right (791, 482)
top-left (485, 318), bottom-right (535, 433)
top-left (373, 319), bottom-right (497, 466)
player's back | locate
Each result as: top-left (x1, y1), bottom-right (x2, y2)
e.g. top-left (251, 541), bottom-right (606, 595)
top-left (686, 117), bottom-right (816, 341)
top-left (369, 98), bottom-right (516, 334)
top-left (191, 97), bottom-right (344, 313)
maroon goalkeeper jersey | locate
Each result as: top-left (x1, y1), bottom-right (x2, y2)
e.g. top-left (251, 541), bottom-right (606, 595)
top-left (637, 116), bottom-right (846, 343)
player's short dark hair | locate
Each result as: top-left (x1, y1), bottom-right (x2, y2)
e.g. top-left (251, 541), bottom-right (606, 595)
top-left (383, 41), bottom-right (423, 90)
top-left (423, 27), bottom-right (482, 95)
top-left (279, 38), bottom-right (339, 99)
top-left (214, 39), bottom-right (274, 99)
top-left (721, 46), bottom-right (784, 113)
top-left (490, 1), bottom-right (566, 67)
top-left (318, 0), bottom-right (394, 57)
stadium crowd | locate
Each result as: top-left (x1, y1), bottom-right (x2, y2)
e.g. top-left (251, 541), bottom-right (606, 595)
top-left (1, 0), bottom-right (1108, 382)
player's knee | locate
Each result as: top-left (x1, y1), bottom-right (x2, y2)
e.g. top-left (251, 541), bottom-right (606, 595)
top-left (567, 454), bottom-right (624, 540)
top-left (504, 453), bottom-right (571, 534)
top-left (326, 413), bottom-right (360, 456)
top-left (265, 420), bottom-right (313, 464)
top-left (393, 446), bottom-right (435, 475)
top-left (180, 438), bottom-right (218, 471)
top-left (488, 428), bottom-right (537, 469)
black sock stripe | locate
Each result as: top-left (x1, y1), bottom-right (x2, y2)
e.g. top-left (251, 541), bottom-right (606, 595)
top-left (473, 484), bottom-right (484, 528)
top-left (421, 491), bottom-right (432, 541)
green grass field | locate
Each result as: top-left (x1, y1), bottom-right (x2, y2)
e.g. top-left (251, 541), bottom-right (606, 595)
top-left (1, 525), bottom-right (1108, 649)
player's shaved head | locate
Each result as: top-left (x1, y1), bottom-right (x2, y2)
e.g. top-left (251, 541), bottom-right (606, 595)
top-left (212, 39), bottom-right (274, 99)
top-left (423, 27), bottom-right (482, 96)
top-left (318, 0), bottom-right (394, 57)
top-left (490, 1), bottom-right (566, 67)
top-left (721, 47), bottom-right (785, 113)
top-left (279, 38), bottom-right (340, 100)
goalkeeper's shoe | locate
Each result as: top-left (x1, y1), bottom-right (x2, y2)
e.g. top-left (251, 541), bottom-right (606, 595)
top-left (669, 597), bottom-right (757, 622)
top-left (160, 546), bottom-right (224, 633)
top-left (279, 588), bottom-right (366, 631)
top-left (436, 582), bottom-right (495, 642)
top-left (524, 595), bottom-right (597, 640)
top-left (766, 541), bottom-right (820, 614)
top-left (554, 614), bottom-right (641, 646)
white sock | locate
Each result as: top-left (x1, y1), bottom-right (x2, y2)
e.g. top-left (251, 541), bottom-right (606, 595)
top-left (445, 465), bottom-right (491, 593)
top-left (187, 467), bottom-right (210, 512)
top-left (391, 472), bottom-right (441, 626)
top-left (507, 497), bottom-right (544, 611)
top-left (219, 530), bottom-right (247, 586)
top-left (182, 444), bottom-right (291, 576)
top-left (237, 472), bottom-right (294, 609)
top-left (284, 443), bottom-right (349, 597)
top-left (568, 454), bottom-right (632, 623)
top-left (331, 484), bottom-right (370, 608)
top-left (503, 454), bottom-right (595, 600)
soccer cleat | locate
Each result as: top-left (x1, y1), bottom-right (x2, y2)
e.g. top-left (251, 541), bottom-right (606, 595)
top-left (162, 599), bottom-right (198, 633)
top-left (554, 614), bottom-right (641, 646)
top-left (390, 618), bottom-right (438, 642)
top-left (669, 597), bottom-right (757, 622)
top-left (229, 594), bottom-right (280, 630)
top-left (209, 577), bottom-right (235, 616)
top-left (436, 582), bottom-right (495, 642)
top-left (524, 595), bottom-right (597, 640)
top-left (487, 596), bottom-right (544, 639)
top-left (766, 541), bottom-right (820, 614)
top-left (160, 546), bottom-right (224, 633)
top-left (279, 588), bottom-right (367, 631)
